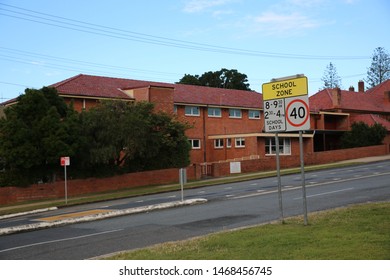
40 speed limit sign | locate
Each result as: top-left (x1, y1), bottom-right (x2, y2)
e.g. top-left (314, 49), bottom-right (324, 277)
top-left (262, 75), bottom-right (310, 132)
top-left (285, 95), bottom-right (310, 131)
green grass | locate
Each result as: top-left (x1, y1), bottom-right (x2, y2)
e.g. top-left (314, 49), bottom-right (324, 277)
top-left (106, 202), bottom-right (390, 260)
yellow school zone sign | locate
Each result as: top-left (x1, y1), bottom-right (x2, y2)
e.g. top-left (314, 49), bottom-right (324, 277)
top-left (262, 76), bottom-right (308, 100)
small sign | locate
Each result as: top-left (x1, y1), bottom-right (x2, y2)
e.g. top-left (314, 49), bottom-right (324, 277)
top-left (230, 162), bottom-right (241, 174)
top-left (60, 156), bottom-right (70, 166)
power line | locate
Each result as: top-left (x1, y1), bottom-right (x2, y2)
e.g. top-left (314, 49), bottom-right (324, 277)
top-left (0, 3), bottom-right (370, 60)
top-left (0, 47), bottom-right (180, 77)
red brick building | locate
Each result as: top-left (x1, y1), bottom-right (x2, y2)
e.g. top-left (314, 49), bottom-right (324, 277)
top-left (309, 80), bottom-right (390, 151)
top-left (3, 74), bottom-right (389, 170)
top-left (48, 74), bottom-right (390, 166)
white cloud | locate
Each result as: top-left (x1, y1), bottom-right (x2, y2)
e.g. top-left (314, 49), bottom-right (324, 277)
top-left (183, 0), bottom-right (233, 13)
top-left (250, 6), bottom-right (322, 36)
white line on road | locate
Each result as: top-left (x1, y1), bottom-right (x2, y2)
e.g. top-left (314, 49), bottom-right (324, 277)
top-left (0, 229), bottom-right (124, 253)
top-left (228, 171), bottom-right (390, 200)
top-left (293, 188), bottom-right (354, 200)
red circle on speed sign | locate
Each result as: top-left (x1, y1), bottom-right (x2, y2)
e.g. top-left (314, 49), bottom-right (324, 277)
top-left (286, 99), bottom-right (309, 127)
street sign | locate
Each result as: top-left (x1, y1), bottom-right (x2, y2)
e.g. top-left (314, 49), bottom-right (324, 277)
top-left (60, 156), bottom-right (70, 205)
top-left (262, 75), bottom-right (308, 100)
top-left (262, 75), bottom-right (310, 132)
top-left (262, 75), bottom-right (310, 225)
top-left (60, 156), bottom-right (70, 166)
top-left (285, 95), bottom-right (310, 131)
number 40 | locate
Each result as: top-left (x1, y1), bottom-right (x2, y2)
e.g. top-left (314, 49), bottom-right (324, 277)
top-left (290, 106), bottom-right (306, 119)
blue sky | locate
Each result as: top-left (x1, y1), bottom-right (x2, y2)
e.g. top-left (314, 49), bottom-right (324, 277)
top-left (1, 0), bottom-right (389, 102)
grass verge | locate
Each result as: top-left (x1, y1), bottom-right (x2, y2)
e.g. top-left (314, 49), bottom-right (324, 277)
top-left (105, 201), bottom-right (390, 260)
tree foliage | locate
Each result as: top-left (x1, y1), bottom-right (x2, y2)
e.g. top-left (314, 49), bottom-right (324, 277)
top-left (0, 87), bottom-right (77, 184)
top-left (365, 47), bottom-right (390, 88)
top-left (0, 88), bottom-right (191, 186)
top-left (79, 101), bottom-right (191, 175)
top-left (178, 68), bottom-right (251, 91)
top-left (341, 122), bottom-right (387, 149)
top-left (321, 62), bottom-right (342, 89)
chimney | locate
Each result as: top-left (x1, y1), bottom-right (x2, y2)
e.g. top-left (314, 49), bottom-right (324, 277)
top-left (358, 80), bottom-right (365, 93)
top-left (331, 88), bottom-right (341, 107)
top-left (349, 86), bottom-right (355, 92)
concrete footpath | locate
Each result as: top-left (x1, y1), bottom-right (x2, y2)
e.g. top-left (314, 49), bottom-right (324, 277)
top-left (1, 154), bottom-right (389, 236)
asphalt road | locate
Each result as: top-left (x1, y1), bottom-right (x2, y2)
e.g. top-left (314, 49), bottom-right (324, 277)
top-left (0, 160), bottom-right (389, 259)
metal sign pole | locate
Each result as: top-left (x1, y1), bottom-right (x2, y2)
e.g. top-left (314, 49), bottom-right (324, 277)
top-left (179, 168), bottom-right (186, 202)
top-left (299, 131), bottom-right (308, 225)
top-left (275, 132), bottom-right (284, 223)
top-left (64, 164), bottom-right (68, 205)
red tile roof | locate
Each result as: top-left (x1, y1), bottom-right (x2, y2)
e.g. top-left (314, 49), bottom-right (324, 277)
top-left (50, 74), bottom-right (263, 109)
top-left (350, 114), bottom-right (390, 130)
top-left (309, 84), bottom-right (390, 114)
top-left (366, 79), bottom-right (390, 95)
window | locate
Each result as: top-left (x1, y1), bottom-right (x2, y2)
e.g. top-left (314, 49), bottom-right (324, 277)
top-left (249, 110), bottom-right (260, 119)
top-left (229, 108), bottom-right (242, 118)
top-left (226, 138), bottom-right (232, 148)
top-left (189, 139), bottom-right (201, 149)
top-left (173, 105), bottom-right (178, 114)
top-left (235, 137), bottom-right (245, 148)
top-left (185, 106), bottom-right (200, 116)
top-left (214, 139), bottom-right (224, 149)
top-left (265, 137), bottom-right (291, 155)
top-left (208, 107), bottom-right (222, 117)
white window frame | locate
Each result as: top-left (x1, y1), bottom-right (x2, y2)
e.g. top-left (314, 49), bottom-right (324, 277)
top-left (235, 137), bottom-right (246, 148)
top-left (185, 106), bottom-right (200, 116)
top-left (249, 110), bottom-right (260, 119)
top-left (265, 137), bottom-right (291, 155)
top-left (189, 139), bottom-right (201, 149)
top-left (226, 138), bottom-right (232, 148)
top-left (229, 108), bottom-right (242, 118)
top-left (214, 139), bottom-right (224, 149)
top-left (208, 107), bottom-right (222, 117)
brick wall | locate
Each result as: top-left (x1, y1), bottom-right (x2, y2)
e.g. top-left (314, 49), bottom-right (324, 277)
top-left (211, 144), bottom-right (388, 177)
top-left (0, 165), bottom-right (201, 205)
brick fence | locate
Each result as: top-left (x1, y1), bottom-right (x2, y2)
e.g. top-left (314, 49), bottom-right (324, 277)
top-left (0, 145), bottom-right (388, 205)
top-left (0, 165), bottom-right (201, 205)
top-left (211, 144), bottom-right (389, 177)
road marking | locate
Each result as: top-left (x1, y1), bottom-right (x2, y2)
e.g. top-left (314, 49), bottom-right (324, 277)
top-left (228, 171), bottom-right (390, 200)
top-left (0, 229), bottom-right (124, 253)
top-left (293, 188), bottom-right (354, 200)
top-left (225, 187), bottom-right (233, 190)
top-left (136, 200), bottom-right (144, 203)
top-left (250, 183), bottom-right (258, 186)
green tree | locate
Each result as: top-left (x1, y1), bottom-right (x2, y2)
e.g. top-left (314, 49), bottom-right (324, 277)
top-left (80, 100), bottom-right (190, 174)
top-left (321, 62), bottom-right (342, 89)
top-left (178, 74), bottom-right (201, 86)
top-left (0, 87), bottom-right (77, 185)
top-left (341, 122), bottom-right (387, 148)
top-left (178, 68), bottom-right (251, 90)
top-left (365, 47), bottom-right (390, 88)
